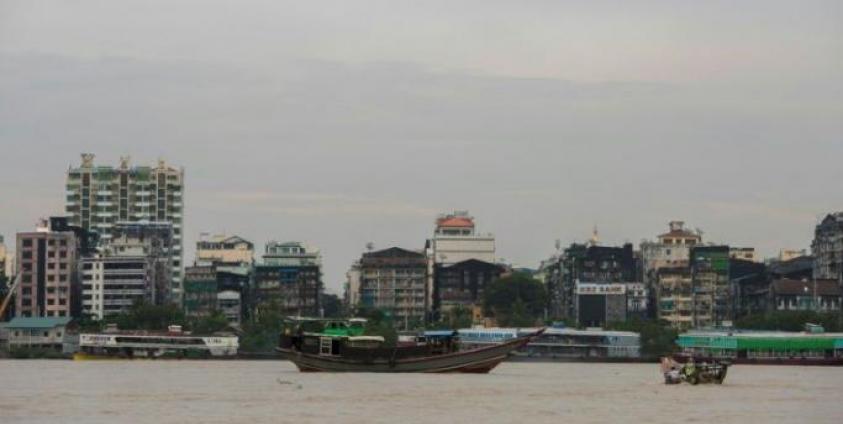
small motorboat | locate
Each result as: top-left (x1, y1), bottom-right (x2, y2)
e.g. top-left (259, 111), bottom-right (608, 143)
top-left (661, 357), bottom-right (729, 385)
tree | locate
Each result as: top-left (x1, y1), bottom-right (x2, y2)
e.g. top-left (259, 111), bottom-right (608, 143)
top-left (435, 305), bottom-right (473, 330)
top-left (239, 301), bottom-right (285, 352)
top-left (483, 273), bottom-right (547, 327)
top-left (735, 311), bottom-right (842, 332)
top-left (189, 311), bottom-right (231, 334)
top-left (104, 302), bottom-right (186, 331)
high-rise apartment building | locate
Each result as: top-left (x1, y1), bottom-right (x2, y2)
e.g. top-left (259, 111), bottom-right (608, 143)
top-left (65, 154), bottom-right (184, 300)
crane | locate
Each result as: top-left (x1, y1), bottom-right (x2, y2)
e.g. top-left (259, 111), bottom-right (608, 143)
top-left (0, 271), bottom-right (22, 319)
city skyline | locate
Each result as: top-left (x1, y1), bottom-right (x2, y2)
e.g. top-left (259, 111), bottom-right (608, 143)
top-left (2, 1), bottom-right (841, 292)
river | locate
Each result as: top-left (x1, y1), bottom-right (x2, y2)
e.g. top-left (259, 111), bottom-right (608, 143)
top-left (0, 360), bottom-right (840, 423)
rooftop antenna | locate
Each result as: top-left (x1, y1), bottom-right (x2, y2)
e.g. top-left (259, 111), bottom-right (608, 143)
top-left (365, 242), bottom-right (374, 252)
top-left (589, 225), bottom-right (599, 247)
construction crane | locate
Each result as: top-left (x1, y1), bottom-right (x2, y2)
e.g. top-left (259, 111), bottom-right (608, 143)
top-left (0, 271), bottom-right (22, 319)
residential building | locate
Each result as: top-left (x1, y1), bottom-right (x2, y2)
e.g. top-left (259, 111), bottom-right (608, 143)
top-left (625, 282), bottom-right (649, 319)
top-left (110, 222), bottom-right (175, 303)
top-left (183, 265), bottom-right (218, 318)
top-left (656, 267), bottom-right (694, 329)
top-left (3, 317), bottom-right (72, 352)
top-left (65, 154), bottom-right (185, 301)
top-left (254, 241), bottom-right (322, 318)
top-left (812, 212), bottom-right (843, 281)
top-left (357, 247), bottom-right (428, 329)
top-left (0, 235), bottom-right (6, 280)
top-left (729, 258), bottom-right (768, 317)
top-left (768, 279), bottom-right (842, 312)
top-left (641, 221), bottom-right (701, 278)
top-left (690, 245), bottom-right (731, 327)
top-left (196, 234), bottom-right (254, 266)
top-left (344, 261), bottom-right (362, 311)
top-left (15, 219), bottom-right (81, 318)
top-left (433, 259), bottom-right (505, 320)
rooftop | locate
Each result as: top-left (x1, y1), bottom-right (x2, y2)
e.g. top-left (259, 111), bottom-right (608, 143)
top-left (5, 317), bottom-right (72, 329)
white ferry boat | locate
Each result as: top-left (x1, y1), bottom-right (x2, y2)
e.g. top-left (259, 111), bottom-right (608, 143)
top-left (75, 325), bottom-right (238, 359)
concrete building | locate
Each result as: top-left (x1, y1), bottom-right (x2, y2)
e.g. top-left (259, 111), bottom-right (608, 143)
top-left (15, 219), bottom-right (80, 318)
top-left (768, 279), bottom-right (842, 312)
top-left (575, 283), bottom-right (627, 328)
top-left (183, 264), bottom-right (250, 325)
top-left (110, 222), bottom-right (175, 303)
top-left (641, 221), bottom-right (702, 287)
top-left (254, 241), bottom-right (322, 318)
top-left (812, 212), bottom-right (843, 281)
top-left (427, 211), bottom-right (495, 266)
top-left (433, 259), bottom-right (505, 320)
top-left (65, 154), bottom-right (185, 300)
top-left (0, 235), bottom-right (7, 281)
top-left (357, 247), bottom-right (428, 329)
top-left (729, 247), bottom-right (758, 262)
top-left (196, 234), bottom-right (254, 266)
top-left (3, 317), bottom-right (72, 352)
top-left (344, 261), bottom-right (362, 311)
top-left (656, 267), bottom-right (694, 329)
top-left (691, 245), bottom-right (731, 327)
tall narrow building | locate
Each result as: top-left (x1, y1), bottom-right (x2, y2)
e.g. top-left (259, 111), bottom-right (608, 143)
top-left (254, 241), bottom-right (323, 318)
top-left (812, 212), bottom-right (843, 282)
top-left (65, 154), bottom-right (185, 302)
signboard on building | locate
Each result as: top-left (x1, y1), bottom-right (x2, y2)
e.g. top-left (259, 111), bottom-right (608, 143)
top-left (576, 283), bottom-right (627, 295)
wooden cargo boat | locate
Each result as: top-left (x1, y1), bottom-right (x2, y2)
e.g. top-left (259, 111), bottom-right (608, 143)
top-left (276, 318), bottom-right (543, 373)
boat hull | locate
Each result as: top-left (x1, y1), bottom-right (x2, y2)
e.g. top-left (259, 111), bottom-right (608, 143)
top-left (277, 331), bottom-right (539, 373)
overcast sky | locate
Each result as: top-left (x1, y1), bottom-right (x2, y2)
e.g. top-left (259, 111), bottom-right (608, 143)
top-left (1, 0), bottom-right (841, 293)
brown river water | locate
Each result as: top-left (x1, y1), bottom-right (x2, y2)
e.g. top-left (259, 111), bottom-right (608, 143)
top-left (1, 360), bottom-right (841, 423)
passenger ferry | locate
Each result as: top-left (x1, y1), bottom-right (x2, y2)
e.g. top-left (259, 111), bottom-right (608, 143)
top-left (455, 326), bottom-right (641, 360)
top-left (676, 326), bottom-right (843, 366)
top-left (74, 325), bottom-right (238, 360)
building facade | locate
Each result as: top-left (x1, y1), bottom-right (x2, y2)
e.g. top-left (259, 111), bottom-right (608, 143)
top-left (254, 241), bottom-right (322, 318)
top-left (196, 234), bottom-right (254, 266)
top-left (575, 283), bottom-right (627, 328)
top-left (433, 259), bottom-right (505, 320)
top-left (768, 279), bottom-right (842, 312)
top-left (690, 245), bottom-right (731, 327)
top-left (15, 220), bottom-right (80, 318)
top-left (812, 212), bottom-right (843, 281)
top-left (357, 247), bottom-right (428, 329)
top-left (65, 154), bottom-right (185, 301)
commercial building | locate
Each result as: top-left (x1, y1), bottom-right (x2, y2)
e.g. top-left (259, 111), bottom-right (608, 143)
top-left (551, 241), bottom-right (636, 321)
top-left (812, 212), bottom-right (843, 281)
top-left (183, 264), bottom-right (250, 326)
top-left (575, 283), bottom-right (627, 328)
top-left (357, 247), bottom-right (428, 329)
top-left (254, 241), bottom-right (322, 318)
top-left (65, 154), bottom-right (185, 301)
top-left (15, 219), bottom-right (85, 318)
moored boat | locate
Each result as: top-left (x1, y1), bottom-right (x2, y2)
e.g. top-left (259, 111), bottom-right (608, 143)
top-left (276, 318), bottom-right (544, 373)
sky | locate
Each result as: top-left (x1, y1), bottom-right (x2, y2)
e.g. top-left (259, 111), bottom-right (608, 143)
top-left (1, 0), bottom-right (841, 293)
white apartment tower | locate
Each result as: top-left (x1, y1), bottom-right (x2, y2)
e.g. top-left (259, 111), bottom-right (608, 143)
top-left (65, 154), bottom-right (185, 300)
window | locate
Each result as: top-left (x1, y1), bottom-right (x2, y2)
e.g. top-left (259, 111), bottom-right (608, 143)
top-left (22, 239), bottom-right (33, 247)
top-left (43, 331), bottom-right (49, 337)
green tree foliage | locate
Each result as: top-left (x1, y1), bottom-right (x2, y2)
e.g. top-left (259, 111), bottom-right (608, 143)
top-left (483, 273), bottom-right (547, 327)
top-left (104, 302), bottom-right (186, 331)
top-left (735, 311), bottom-right (842, 332)
top-left (434, 305), bottom-right (473, 330)
top-left (239, 301), bottom-right (285, 352)
top-left (188, 311), bottom-right (231, 335)
top-left (607, 318), bottom-right (678, 357)
top-left (355, 306), bottom-right (398, 346)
